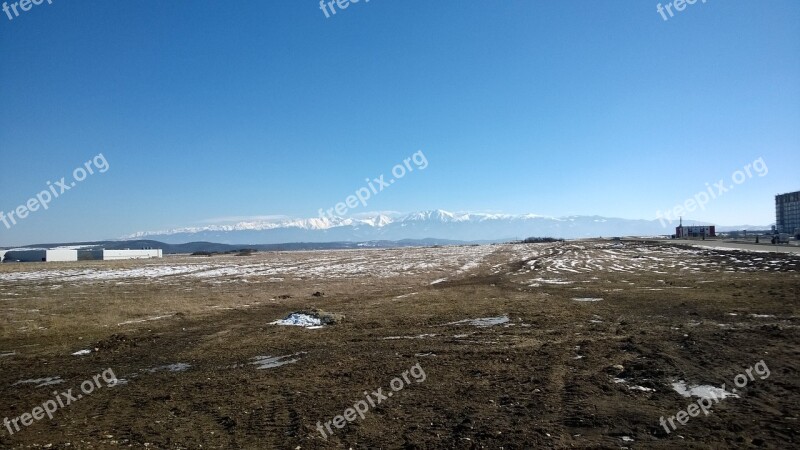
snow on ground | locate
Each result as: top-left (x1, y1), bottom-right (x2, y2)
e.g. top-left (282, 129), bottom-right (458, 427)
top-left (1, 242), bottom-right (794, 290)
top-left (0, 265), bottom-right (213, 283)
top-left (0, 245), bottom-right (499, 285)
top-left (145, 363), bottom-right (191, 373)
top-left (118, 315), bottom-right (174, 326)
top-left (672, 380), bottom-right (739, 400)
top-left (512, 242), bottom-right (798, 286)
top-left (383, 334), bottom-right (437, 340)
top-left (270, 313), bottom-right (323, 328)
top-left (251, 354), bottom-right (302, 369)
top-left (13, 377), bottom-right (64, 388)
top-left (613, 378), bottom-right (656, 392)
top-left (446, 315), bottom-right (510, 327)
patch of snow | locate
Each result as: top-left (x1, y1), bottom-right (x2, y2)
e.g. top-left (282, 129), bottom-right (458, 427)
top-left (383, 334), bottom-right (436, 340)
top-left (270, 313), bottom-right (323, 328)
top-left (146, 363), bottom-right (191, 373)
top-left (672, 380), bottom-right (739, 400)
top-left (572, 298), bottom-right (603, 302)
top-left (614, 378), bottom-right (655, 392)
top-left (72, 349), bottom-right (92, 356)
top-left (118, 314), bottom-right (173, 326)
top-left (629, 385), bottom-right (655, 392)
top-left (108, 378), bottom-right (129, 387)
top-left (13, 377), bottom-right (64, 388)
top-left (447, 315), bottom-right (510, 327)
top-left (251, 354), bottom-right (302, 370)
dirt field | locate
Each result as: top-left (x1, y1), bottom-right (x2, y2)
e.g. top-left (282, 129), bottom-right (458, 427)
top-left (1, 241), bottom-right (798, 449)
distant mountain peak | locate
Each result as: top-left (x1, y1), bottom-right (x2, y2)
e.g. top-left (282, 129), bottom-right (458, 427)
top-left (124, 209), bottom-right (525, 239)
top-left (122, 210), bottom-right (769, 245)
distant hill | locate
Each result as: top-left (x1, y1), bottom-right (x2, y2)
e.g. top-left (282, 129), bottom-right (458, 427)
top-left (10, 238), bottom-right (473, 254)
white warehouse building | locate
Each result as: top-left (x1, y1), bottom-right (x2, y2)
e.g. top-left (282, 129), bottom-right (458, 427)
top-left (3, 249), bottom-right (79, 262)
top-left (102, 249), bottom-right (163, 260)
top-left (3, 248), bottom-right (163, 263)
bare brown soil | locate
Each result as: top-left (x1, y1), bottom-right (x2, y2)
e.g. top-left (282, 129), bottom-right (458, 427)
top-left (0, 241), bottom-right (798, 449)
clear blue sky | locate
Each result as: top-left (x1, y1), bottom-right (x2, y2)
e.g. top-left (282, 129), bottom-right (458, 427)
top-left (1, 0), bottom-right (798, 245)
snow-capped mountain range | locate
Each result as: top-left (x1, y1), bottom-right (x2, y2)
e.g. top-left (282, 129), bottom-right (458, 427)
top-left (123, 210), bottom-right (764, 245)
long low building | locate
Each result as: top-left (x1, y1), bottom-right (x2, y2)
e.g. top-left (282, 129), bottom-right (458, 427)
top-left (3, 249), bottom-right (79, 262)
top-left (101, 249), bottom-right (163, 260)
top-left (79, 249), bottom-right (163, 260)
top-left (2, 248), bottom-right (163, 263)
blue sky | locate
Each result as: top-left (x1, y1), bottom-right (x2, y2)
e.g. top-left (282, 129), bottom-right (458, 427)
top-left (1, 0), bottom-right (798, 245)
